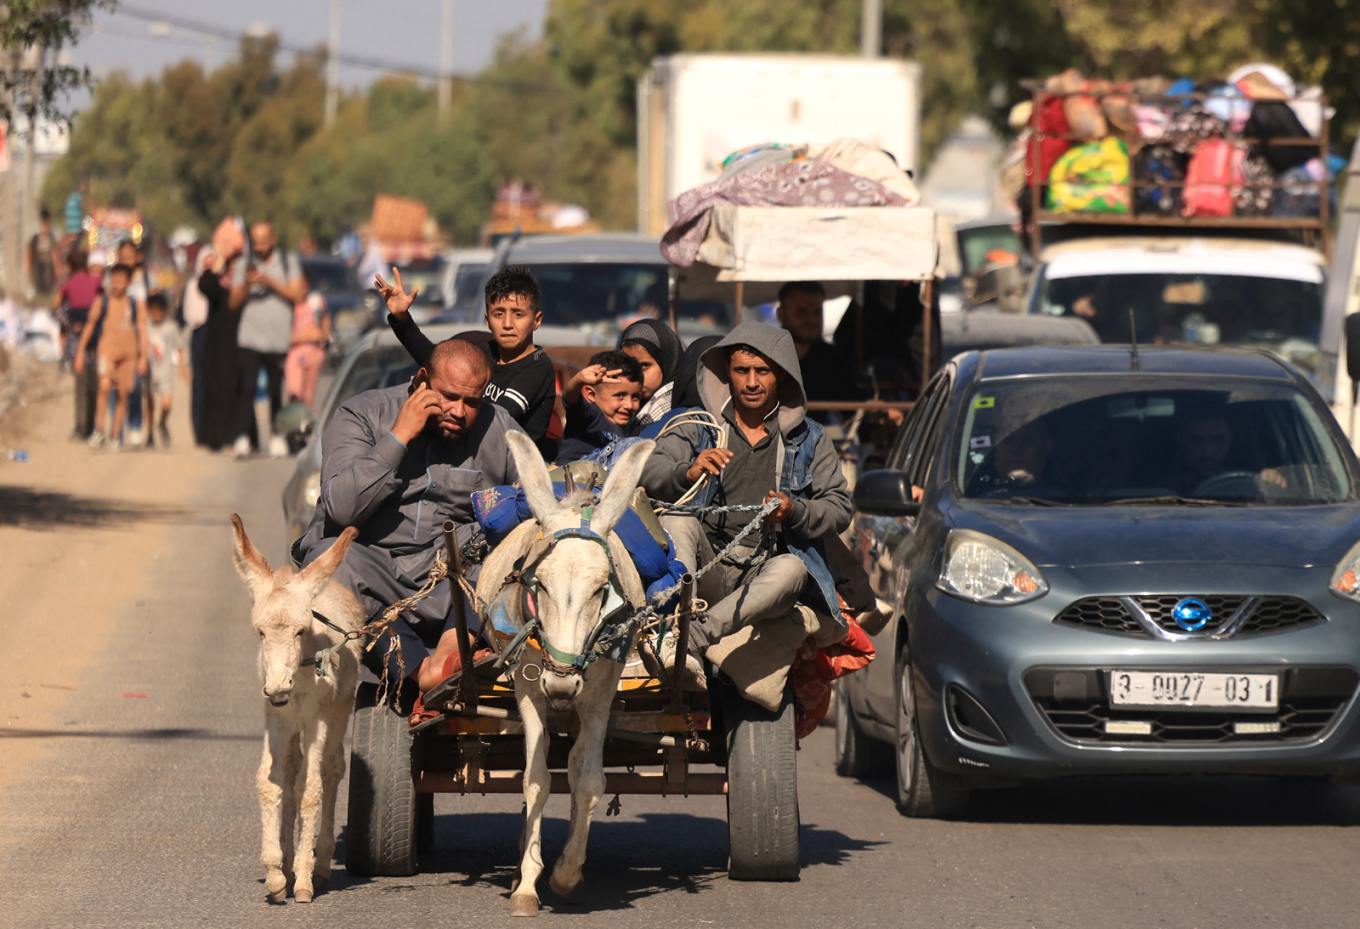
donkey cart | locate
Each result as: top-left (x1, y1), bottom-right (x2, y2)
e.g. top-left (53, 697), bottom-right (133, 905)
top-left (345, 494), bottom-right (802, 890)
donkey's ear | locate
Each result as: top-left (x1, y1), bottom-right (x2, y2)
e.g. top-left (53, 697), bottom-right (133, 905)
top-left (507, 430), bottom-right (564, 524)
top-left (230, 514), bottom-right (273, 599)
top-left (591, 439), bottom-right (655, 538)
top-left (296, 526), bottom-right (358, 601)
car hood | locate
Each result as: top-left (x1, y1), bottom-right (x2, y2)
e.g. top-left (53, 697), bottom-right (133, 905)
top-left (948, 500), bottom-right (1360, 569)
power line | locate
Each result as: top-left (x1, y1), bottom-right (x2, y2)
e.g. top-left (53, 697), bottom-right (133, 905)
top-left (110, 3), bottom-right (559, 92)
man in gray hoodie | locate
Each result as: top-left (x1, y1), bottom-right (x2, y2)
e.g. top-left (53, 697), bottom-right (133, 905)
top-left (295, 338), bottom-right (523, 689)
top-left (642, 321), bottom-right (851, 656)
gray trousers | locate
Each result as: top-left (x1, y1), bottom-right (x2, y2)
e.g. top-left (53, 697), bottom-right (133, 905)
top-left (661, 514), bottom-right (807, 651)
top-left (303, 537), bottom-right (481, 682)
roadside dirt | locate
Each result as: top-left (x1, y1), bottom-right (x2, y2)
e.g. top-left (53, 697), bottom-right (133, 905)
top-left (0, 358), bottom-right (224, 788)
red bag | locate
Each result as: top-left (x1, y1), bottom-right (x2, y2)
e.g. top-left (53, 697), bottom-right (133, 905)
top-left (791, 617), bottom-right (877, 740)
top-left (1182, 139), bottom-right (1245, 218)
top-left (1027, 97), bottom-right (1072, 194)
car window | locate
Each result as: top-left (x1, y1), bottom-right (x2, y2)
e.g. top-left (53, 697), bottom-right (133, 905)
top-left (323, 346), bottom-right (420, 430)
top-left (1036, 271), bottom-right (1323, 378)
top-left (896, 372), bottom-right (952, 481)
top-left (908, 374), bottom-right (955, 488)
top-left (955, 376), bottom-right (1352, 505)
top-left (885, 378), bottom-right (937, 470)
top-left (520, 262), bottom-right (732, 333)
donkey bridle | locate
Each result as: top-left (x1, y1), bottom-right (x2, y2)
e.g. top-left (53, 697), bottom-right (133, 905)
top-left (519, 506), bottom-right (633, 674)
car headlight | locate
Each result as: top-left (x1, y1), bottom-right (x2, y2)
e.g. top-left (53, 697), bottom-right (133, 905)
top-left (303, 472), bottom-right (322, 510)
top-left (936, 529), bottom-right (1048, 605)
top-left (1329, 540), bottom-right (1360, 601)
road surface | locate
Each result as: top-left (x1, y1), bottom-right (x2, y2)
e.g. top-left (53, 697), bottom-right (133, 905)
top-left (2, 360), bottom-right (1359, 928)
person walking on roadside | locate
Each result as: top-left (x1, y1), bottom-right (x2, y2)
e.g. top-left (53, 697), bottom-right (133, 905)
top-left (54, 250), bottom-right (103, 439)
top-left (76, 264), bottom-right (147, 452)
top-left (181, 245), bottom-right (213, 443)
top-left (230, 222), bottom-right (305, 458)
top-left (284, 287), bottom-right (329, 413)
top-left (26, 208), bottom-right (60, 299)
top-left (194, 246), bottom-right (245, 452)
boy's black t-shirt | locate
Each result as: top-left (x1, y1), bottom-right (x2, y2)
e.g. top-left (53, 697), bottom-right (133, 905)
top-left (387, 313), bottom-right (557, 442)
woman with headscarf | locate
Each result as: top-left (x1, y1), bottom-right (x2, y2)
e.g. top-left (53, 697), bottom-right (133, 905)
top-left (616, 318), bottom-right (682, 433)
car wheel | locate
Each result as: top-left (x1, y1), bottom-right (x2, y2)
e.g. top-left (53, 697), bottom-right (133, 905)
top-left (895, 646), bottom-right (969, 819)
top-left (833, 678), bottom-right (882, 778)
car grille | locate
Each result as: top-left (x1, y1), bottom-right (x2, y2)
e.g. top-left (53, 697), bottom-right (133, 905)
top-left (1053, 595), bottom-right (1325, 638)
top-left (1024, 667), bottom-right (1358, 745)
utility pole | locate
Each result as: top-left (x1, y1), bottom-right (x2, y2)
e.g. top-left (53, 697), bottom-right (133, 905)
top-left (437, 0), bottom-right (453, 119)
top-left (324, 0), bottom-right (340, 128)
top-left (21, 43), bottom-right (44, 284)
top-left (860, 0), bottom-right (882, 58)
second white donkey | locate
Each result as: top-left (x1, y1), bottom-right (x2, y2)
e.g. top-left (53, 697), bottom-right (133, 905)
top-left (231, 514), bottom-right (364, 903)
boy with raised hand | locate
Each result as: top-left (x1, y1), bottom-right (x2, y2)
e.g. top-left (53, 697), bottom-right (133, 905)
top-left (556, 349), bottom-right (642, 464)
top-left (380, 265), bottom-right (557, 452)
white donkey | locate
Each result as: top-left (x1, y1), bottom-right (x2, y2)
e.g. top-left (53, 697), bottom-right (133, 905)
top-left (231, 515), bottom-right (363, 904)
top-left (483, 432), bottom-right (654, 917)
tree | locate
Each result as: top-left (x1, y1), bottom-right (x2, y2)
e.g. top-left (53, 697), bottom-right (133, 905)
top-left (1, 0), bottom-right (112, 129)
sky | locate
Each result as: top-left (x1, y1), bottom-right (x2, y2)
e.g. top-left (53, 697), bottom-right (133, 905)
top-left (66, 0), bottom-right (549, 90)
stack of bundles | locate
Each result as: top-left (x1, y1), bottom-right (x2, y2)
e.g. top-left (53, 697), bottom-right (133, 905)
top-left (1016, 65), bottom-right (1338, 220)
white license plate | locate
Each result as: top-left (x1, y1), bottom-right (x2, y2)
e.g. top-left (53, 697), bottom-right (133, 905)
top-left (1109, 671), bottom-right (1279, 708)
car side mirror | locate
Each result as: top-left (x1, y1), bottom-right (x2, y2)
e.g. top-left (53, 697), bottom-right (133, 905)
top-left (853, 470), bottom-right (922, 517)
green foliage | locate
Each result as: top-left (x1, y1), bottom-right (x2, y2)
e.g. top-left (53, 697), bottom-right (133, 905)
top-left (1, 0), bottom-right (112, 128)
top-left (41, 1), bottom-right (1360, 242)
top-left (44, 37), bottom-right (497, 245)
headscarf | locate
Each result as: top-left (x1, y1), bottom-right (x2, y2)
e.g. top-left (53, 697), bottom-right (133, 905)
top-left (672, 335), bottom-right (722, 410)
top-left (617, 318), bottom-right (682, 384)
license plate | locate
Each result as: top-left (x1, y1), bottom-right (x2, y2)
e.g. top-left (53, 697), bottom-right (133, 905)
top-left (1109, 671), bottom-right (1278, 708)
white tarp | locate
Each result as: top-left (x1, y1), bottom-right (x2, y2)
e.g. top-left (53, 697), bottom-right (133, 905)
top-left (695, 204), bottom-right (937, 282)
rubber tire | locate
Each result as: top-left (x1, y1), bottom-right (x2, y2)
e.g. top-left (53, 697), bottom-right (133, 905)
top-left (416, 791), bottom-right (435, 854)
top-left (723, 682), bottom-right (800, 881)
top-left (345, 683), bottom-right (418, 876)
top-left (895, 647), bottom-right (970, 819)
top-left (833, 678), bottom-right (881, 778)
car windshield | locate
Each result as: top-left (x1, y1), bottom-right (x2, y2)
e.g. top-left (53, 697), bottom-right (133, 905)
top-left (323, 346), bottom-right (419, 430)
top-left (956, 376), bottom-right (1351, 506)
top-left (302, 261), bottom-right (355, 295)
top-left (395, 260), bottom-right (445, 305)
top-left (1036, 272), bottom-right (1323, 378)
top-left (451, 263), bottom-right (487, 309)
top-left (521, 262), bottom-right (731, 334)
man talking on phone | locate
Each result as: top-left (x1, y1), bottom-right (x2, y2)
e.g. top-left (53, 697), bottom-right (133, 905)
top-left (293, 288), bottom-right (523, 692)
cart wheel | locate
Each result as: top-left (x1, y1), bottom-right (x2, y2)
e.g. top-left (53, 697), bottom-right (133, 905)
top-left (722, 681), bottom-right (800, 881)
top-left (833, 678), bottom-right (884, 778)
top-left (895, 647), bottom-right (969, 819)
top-left (416, 791), bottom-right (436, 854)
top-left (346, 683), bottom-right (418, 876)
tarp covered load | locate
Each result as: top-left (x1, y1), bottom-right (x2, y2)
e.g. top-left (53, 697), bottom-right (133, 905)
top-left (661, 137), bottom-right (936, 282)
top-left (691, 203), bottom-right (937, 282)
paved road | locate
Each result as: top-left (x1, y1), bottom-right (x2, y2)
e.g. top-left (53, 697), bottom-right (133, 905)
top-left (3, 432), bottom-right (1360, 928)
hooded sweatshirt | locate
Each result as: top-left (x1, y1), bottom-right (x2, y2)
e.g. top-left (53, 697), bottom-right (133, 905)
top-left (641, 321), bottom-right (851, 548)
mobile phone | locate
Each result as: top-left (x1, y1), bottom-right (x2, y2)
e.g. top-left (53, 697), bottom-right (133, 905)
top-left (409, 370), bottom-right (430, 395)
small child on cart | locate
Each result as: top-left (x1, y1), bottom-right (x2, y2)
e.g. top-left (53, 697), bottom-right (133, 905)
top-left (556, 350), bottom-right (643, 465)
top-left (144, 293), bottom-right (184, 447)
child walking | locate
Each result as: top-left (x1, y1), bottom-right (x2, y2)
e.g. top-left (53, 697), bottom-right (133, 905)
top-left (144, 293), bottom-right (184, 447)
top-left (76, 264), bottom-right (147, 452)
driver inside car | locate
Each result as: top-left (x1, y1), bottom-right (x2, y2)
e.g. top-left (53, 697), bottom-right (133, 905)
top-left (1171, 410), bottom-right (1287, 496)
top-left (991, 418), bottom-right (1056, 489)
